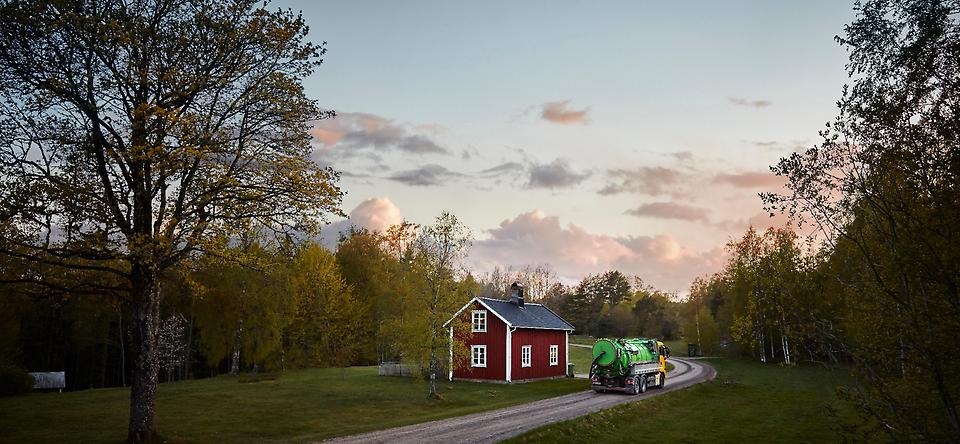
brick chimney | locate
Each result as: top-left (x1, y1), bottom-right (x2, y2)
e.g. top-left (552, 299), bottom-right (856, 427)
top-left (510, 282), bottom-right (525, 308)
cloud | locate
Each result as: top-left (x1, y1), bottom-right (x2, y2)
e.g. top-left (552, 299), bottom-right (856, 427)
top-left (414, 123), bottom-right (447, 134)
top-left (625, 202), bottom-right (710, 222)
top-left (320, 197), bottom-right (404, 248)
top-left (671, 151), bottom-right (694, 162)
top-left (310, 112), bottom-right (448, 156)
top-left (527, 159), bottom-right (591, 189)
top-left (469, 210), bottom-right (724, 292)
top-left (388, 164), bottom-right (465, 186)
top-left (727, 97), bottom-right (772, 108)
top-left (713, 171), bottom-right (786, 188)
top-left (714, 211), bottom-right (794, 233)
top-left (481, 162), bottom-right (525, 176)
top-left (541, 100), bottom-right (591, 125)
top-left (598, 166), bottom-right (684, 196)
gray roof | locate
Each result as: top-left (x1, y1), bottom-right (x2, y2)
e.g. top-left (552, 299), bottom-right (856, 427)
top-left (479, 297), bottom-right (575, 331)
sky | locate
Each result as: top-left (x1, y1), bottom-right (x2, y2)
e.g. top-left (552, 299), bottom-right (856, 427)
top-left (281, 0), bottom-right (856, 293)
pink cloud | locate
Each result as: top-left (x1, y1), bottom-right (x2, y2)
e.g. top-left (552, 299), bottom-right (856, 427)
top-left (541, 100), bottom-right (590, 125)
top-left (469, 210), bottom-right (725, 292)
top-left (713, 171), bottom-right (787, 189)
top-left (625, 202), bottom-right (709, 222)
top-left (309, 126), bottom-right (346, 145)
top-left (348, 197), bottom-right (403, 232)
top-left (714, 211), bottom-right (795, 234)
top-left (310, 112), bottom-right (447, 155)
top-left (320, 197), bottom-right (403, 248)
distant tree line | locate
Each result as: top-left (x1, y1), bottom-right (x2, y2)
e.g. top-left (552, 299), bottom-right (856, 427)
top-left (0, 213), bottom-right (477, 390)
top-left (477, 268), bottom-right (682, 341)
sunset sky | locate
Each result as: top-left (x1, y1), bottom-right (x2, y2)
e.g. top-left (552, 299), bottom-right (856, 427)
top-left (286, 0), bottom-right (855, 292)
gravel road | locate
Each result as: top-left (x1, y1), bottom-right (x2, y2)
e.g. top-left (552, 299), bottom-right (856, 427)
top-left (324, 358), bottom-right (715, 444)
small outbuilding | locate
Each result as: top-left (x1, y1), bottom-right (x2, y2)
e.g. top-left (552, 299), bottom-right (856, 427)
top-left (444, 283), bottom-right (575, 383)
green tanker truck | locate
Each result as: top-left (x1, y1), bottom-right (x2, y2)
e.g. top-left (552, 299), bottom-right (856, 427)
top-left (589, 337), bottom-right (668, 395)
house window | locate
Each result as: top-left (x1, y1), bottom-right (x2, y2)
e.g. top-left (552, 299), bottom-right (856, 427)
top-left (521, 345), bottom-right (532, 367)
top-left (550, 345), bottom-right (558, 366)
top-left (471, 310), bottom-right (487, 332)
top-left (472, 345), bottom-right (486, 367)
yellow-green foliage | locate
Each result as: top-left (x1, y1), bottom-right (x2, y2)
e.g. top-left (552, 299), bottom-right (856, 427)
top-left (192, 241), bottom-right (290, 369)
top-left (284, 244), bottom-right (365, 368)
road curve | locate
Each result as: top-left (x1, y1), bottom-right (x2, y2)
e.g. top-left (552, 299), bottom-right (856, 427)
top-left (324, 358), bottom-right (715, 444)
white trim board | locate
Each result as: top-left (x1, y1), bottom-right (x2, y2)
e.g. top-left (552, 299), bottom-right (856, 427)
top-left (506, 326), bottom-right (514, 382)
top-left (444, 297), bottom-right (512, 328)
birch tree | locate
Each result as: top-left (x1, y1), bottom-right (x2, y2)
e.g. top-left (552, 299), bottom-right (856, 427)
top-left (409, 212), bottom-right (471, 398)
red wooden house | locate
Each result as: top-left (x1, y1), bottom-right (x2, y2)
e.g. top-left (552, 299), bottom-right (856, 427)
top-left (444, 284), bottom-right (575, 383)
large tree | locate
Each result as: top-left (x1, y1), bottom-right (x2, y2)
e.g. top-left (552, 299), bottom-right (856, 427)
top-left (765, 0), bottom-right (960, 439)
top-left (0, 1), bottom-right (342, 441)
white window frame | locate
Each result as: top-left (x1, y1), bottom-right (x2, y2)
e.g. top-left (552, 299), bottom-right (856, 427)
top-left (549, 345), bottom-right (559, 366)
top-left (471, 345), bottom-right (487, 367)
top-left (471, 310), bottom-right (487, 333)
top-left (521, 345), bottom-right (532, 367)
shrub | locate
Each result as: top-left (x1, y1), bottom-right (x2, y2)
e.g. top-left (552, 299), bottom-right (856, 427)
top-left (0, 365), bottom-right (34, 396)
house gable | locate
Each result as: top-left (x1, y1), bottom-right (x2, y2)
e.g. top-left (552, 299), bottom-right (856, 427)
top-left (450, 300), bottom-right (507, 381)
top-left (444, 297), bottom-right (511, 328)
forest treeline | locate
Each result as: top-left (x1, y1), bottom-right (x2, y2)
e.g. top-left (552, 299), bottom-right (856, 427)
top-left (0, 225), bottom-right (685, 390)
top-left (0, 216), bottom-right (470, 388)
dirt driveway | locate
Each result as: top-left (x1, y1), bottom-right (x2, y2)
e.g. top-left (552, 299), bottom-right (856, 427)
top-left (324, 358), bottom-right (715, 444)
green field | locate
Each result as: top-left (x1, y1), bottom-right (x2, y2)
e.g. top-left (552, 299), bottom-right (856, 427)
top-left (569, 334), bottom-right (596, 345)
top-left (0, 367), bottom-right (588, 443)
top-left (569, 343), bottom-right (594, 374)
top-left (508, 358), bottom-right (855, 443)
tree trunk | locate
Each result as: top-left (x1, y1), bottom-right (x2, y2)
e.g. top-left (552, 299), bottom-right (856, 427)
top-left (119, 306), bottom-right (126, 387)
top-left (428, 329), bottom-right (438, 397)
top-left (695, 304), bottom-right (702, 354)
top-left (127, 265), bottom-right (162, 443)
top-left (184, 295), bottom-right (195, 380)
top-left (230, 317), bottom-right (243, 375)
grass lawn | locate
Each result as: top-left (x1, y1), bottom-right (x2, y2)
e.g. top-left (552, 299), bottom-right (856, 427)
top-left (508, 358), bottom-right (855, 443)
top-left (0, 366), bottom-right (588, 443)
top-left (569, 334), bottom-right (595, 345)
top-left (569, 343), bottom-right (594, 374)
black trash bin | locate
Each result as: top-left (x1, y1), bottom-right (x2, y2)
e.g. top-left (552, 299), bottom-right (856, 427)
top-left (687, 343), bottom-right (699, 357)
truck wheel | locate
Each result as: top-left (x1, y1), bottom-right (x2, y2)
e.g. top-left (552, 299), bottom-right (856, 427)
top-left (631, 376), bottom-right (640, 395)
top-left (639, 375), bottom-right (647, 393)
top-left (658, 372), bottom-right (666, 388)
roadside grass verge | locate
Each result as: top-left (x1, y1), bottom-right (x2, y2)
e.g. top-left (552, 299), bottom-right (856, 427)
top-left (508, 358), bottom-right (855, 443)
top-left (0, 366), bottom-right (588, 443)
